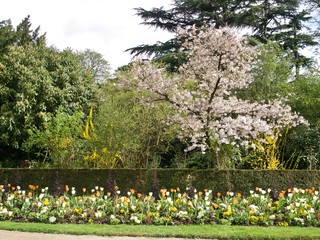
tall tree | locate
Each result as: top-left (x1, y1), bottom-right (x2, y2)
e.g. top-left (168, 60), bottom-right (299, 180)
top-left (0, 16), bottom-right (46, 57)
top-left (78, 49), bottom-right (111, 84)
top-left (243, 0), bottom-right (319, 78)
top-left (134, 0), bottom-right (253, 33)
top-left (0, 44), bottom-right (97, 165)
top-left (15, 15), bottom-right (45, 46)
top-left (119, 27), bottom-right (306, 168)
top-left (129, 0), bottom-right (319, 73)
top-left (128, 0), bottom-right (253, 70)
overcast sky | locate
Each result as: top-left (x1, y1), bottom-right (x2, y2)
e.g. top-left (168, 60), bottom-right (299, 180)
top-left (0, 0), bottom-right (174, 71)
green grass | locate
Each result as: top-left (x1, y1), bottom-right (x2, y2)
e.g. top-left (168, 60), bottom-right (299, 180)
top-left (0, 222), bottom-right (319, 239)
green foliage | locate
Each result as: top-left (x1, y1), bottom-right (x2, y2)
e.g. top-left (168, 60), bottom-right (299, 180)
top-left (0, 42), bottom-right (97, 165)
top-left (0, 20), bottom-right (16, 56)
top-left (0, 45), bottom-right (95, 142)
top-left (78, 49), bottom-right (112, 84)
top-left (284, 124), bottom-right (320, 170)
top-left (93, 82), bottom-right (181, 168)
top-left (0, 16), bottom-right (45, 58)
top-left (290, 70), bottom-right (320, 124)
top-left (1, 15), bottom-right (319, 170)
top-left (129, 0), bottom-right (249, 69)
top-left (15, 15), bottom-right (46, 46)
top-left (22, 110), bottom-right (86, 168)
top-left (280, 70), bottom-right (320, 169)
top-left (0, 16), bottom-right (46, 59)
top-left (238, 43), bottom-right (293, 101)
top-left (243, 48), bottom-right (320, 170)
top-left (0, 44), bottom-right (51, 149)
top-left (130, 0), bottom-right (319, 73)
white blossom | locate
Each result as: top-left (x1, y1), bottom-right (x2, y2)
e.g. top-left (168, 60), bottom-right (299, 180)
top-left (49, 216), bottom-right (57, 223)
top-left (95, 211), bottom-right (102, 218)
top-left (269, 215), bottom-right (276, 220)
top-left (130, 215), bottom-right (141, 224)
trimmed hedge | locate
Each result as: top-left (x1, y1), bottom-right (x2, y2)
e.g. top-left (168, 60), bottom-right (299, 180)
top-left (0, 169), bottom-right (320, 196)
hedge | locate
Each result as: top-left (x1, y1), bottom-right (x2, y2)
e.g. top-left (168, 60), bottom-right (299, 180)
top-left (0, 169), bottom-right (320, 196)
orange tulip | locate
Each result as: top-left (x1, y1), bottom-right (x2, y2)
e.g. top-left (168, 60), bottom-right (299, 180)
top-left (279, 191), bottom-right (285, 198)
top-left (28, 185), bottom-right (36, 191)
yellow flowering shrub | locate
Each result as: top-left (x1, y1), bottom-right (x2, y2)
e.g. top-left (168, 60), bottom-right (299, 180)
top-left (82, 107), bottom-right (126, 168)
top-left (242, 128), bottom-right (292, 169)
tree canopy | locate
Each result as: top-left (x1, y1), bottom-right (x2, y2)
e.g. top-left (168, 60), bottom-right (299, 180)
top-left (0, 17), bottom-right (98, 165)
top-left (128, 0), bottom-right (319, 73)
top-left (78, 49), bottom-right (111, 84)
top-left (0, 12), bottom-right (319, 170)
top-left (119, 27), bottom-right (307, 168)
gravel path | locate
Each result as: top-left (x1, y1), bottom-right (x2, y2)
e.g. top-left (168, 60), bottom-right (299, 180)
top-left (0, 230), bottom-right (200, 240)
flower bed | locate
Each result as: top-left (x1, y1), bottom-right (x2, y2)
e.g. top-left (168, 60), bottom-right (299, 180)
top-left (0, 184), bottom-right (319, 226)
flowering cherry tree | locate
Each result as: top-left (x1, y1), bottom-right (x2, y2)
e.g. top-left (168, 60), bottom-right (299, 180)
top-left (118, 26), bottom-right (306, 166)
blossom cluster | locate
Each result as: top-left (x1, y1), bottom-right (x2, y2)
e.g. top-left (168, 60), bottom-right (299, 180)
top-left (0, 184), bottom-right (320, 226)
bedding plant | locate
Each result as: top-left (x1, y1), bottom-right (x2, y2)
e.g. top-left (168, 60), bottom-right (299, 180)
top-left (0, 184), bottom-right (320, 226)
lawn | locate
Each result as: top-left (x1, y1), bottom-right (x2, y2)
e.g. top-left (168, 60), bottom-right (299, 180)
top-left (0, 221), bottom-right (319, 239)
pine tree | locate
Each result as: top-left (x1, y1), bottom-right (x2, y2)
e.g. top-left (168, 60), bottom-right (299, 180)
top-left (0, 15), bottom-right (46, 56)
top-left (128, 0), bottom-right (319, 73)
top-left (243, 0), bottom-right (318, 78)
top-left (15, 15), bottom-right (46, 46)
top-left (128, 0), bottom-right (253, 71)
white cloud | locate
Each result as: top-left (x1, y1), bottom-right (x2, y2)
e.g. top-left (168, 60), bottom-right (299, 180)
top-left (0, 0), bottom-right (174, 70)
